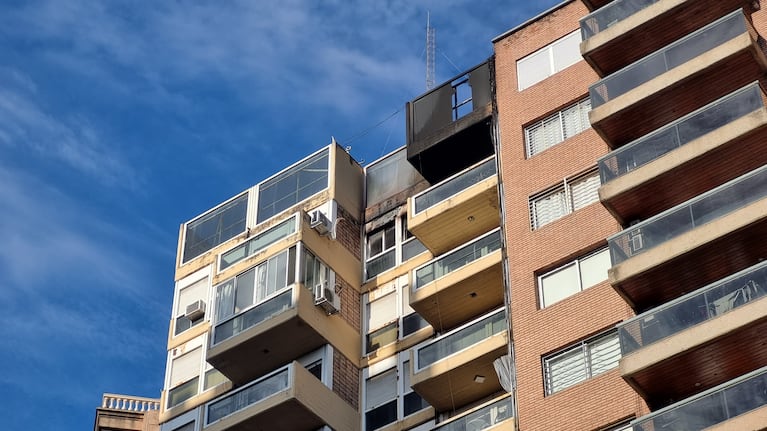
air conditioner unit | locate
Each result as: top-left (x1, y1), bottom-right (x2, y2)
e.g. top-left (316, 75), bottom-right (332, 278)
top-left (314, 283), bottom-right (340, 315)
top-left (185, 300), bottom-right (206, 321)
top-left (309, 210), bottom-right (332, 236)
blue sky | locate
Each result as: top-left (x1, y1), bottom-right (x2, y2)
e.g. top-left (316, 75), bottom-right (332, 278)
top-left (0, 1), bottom-right (561, 429)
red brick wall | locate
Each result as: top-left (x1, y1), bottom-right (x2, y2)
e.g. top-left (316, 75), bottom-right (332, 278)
top-left (337, 275), bottom-right (361, 332)
top-left (337, 204), bottom-right (362, 261)
top-left (494, 1), bottom-right (647, 429)
top-left (333, 348), bottom-right (360, 410)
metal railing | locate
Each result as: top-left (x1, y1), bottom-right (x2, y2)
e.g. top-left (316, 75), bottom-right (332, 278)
top-left (599, 82), bottom-right (764, 183)
top-left (608, 165), bottom-right (767, 264)
top-left (413, 157), bottom-right (497, 214)
top-left (101, 393), bottom-right (160, 412)
top-left (618, 261), bottom-right (767, 355)
top-left (589, 10), bottom-right (748, 108)
top-left (413, 229), bottom-right (501, 290)
top-left (580, 0), bottom-right (660, 39)
top-left (414, 308), bottom-right (506, 371)
top-left (432, 395), bottom-right (513, 431)
top-left (212, 287), bottom-right (294, 345)
top-left (205, 364), bottom-right (291, 425)
top-left (632, 366), bottom-right (767, 430)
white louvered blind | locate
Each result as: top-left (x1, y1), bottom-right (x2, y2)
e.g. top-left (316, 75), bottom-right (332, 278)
top-left (589, 333), bottom-right (621, 375)
top-left (531, 188), bottom-right (568, 229)
top-left (544, 330), bottom-right (620, 395)
top-left (170, 347), bottom-right (201, 388)
top-left (525, 98), bottom-right (591, 157)
top-left (366, 368), bottom-right (397, 409)
top-left (569, 171), bottom-right (601, 211)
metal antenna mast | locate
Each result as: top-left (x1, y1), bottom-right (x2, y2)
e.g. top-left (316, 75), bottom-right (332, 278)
top-left (426, 12), bottom-right (435, 90)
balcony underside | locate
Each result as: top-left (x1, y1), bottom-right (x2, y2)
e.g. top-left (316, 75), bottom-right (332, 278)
top-left (610, 197), bottom-right (767, 311)
top-left (409, 177), bottom-right (500, 256)
top-left (622, 295), bottom-right (767, 409)
top-left (411, 251), bottom-right (504, 332)
top-left (207, 286), bottom-right (359, 385)
top-left (407, 109), bottom-right (494, 184)
top-left (590, 33), bottom-right (767, 147)
top-left (411, 332), bottom-right (507, 411)
top-left (204, 364), bottom-right (358, 431)
top-left (583, 0), bottom-right (614, 11)
top-left (600, 109), bottom-right (767, 224)
top-left (582, 0), bottom-right (752, 76)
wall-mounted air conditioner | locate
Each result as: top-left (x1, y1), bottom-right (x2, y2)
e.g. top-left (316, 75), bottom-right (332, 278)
top-left (310, 210), bottom-right (332, 236)
top-left (314, 282), bottom-right (340, 315)
top-left (185, 300), bottom-right (206, 321)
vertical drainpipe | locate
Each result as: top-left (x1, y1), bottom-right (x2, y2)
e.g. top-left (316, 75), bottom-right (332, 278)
top-left (488, 55), bottom-right (519, 425)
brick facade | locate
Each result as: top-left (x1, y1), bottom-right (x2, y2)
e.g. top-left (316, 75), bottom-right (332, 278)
top-left (333, 348), bottom-right (360, 410)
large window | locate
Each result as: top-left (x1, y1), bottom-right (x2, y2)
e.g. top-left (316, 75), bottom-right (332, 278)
top-left (257, 148), bottom-right (329, 223)
top-left (538, 248), bottom-right (610, 308)
top-left (529, 169), bottom-right (600, 229)
top-left (365, 214), bottom-right (427, 280)
top-left (364, 353), bottom-right (430, 431)
top-left (365, 276), bottom-right (429, 354)
top-left (174, 275), bottom-right (209, 336)
top-left (543, 330), bottom-right (620, 395)
top-left (166, 336), bottom-right (229, 409)
top-left (517, 30), bottom-right (581, 91)
top-left (183, 193), bottom-right (248, 263)
top-left (525, 98), bottom-right (591, 157)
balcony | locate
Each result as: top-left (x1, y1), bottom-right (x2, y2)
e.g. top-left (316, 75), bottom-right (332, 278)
top-left (618, 261), bottom-right (767, 407)
top-left (581, 0), bottom-right (753, 76)
top-left (406, 62), bottom-right (494, 184)
top-left (410, 230), bottom-right (504, 331)
top-left (206, 284), bottom-right (359, 385)
top-left (631, 366), bottom-right (767, 431)
top-left (411, 309), bottom-right (508, 411)
top-left (583, 0), bottom-right (616, 11)
top-left (598, 82), bottom-right (767, 224)
top-left (589, 10), bottom-right (767, 147)
top-left (431, 395), bottom-right (514, 431)
top-left (95, 394), bottom-right (159, 431)
top-left (203, 362), bottom-right (358, 431)
top-left (408, 157), bottom-right (499, 255)
top-left (608, 165), bottom-right (767, 311)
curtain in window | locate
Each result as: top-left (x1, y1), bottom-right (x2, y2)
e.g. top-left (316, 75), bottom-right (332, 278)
top-left (569, 172), bottom-right (600, 211)
top-left (532, 189), bottom-right (568, 229)
top-left (546, 348), bottom-right (587, 394)
top-left (215, 280), bottom-right (235, 322)
top-left (589, 334), bottom-right (621, 375)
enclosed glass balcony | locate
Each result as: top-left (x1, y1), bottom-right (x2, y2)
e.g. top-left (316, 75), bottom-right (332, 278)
top-left (410, 230), bottom-right (503, 330)
top-left (411, 308), bottom-right (508, 410)
top-left (409, 157), bottom-right (500, 255)
top-left (432, 395), bottom-right (514, 431)
top-left (581, 0), bottom-right (660, 39)
top-left (619, 261), bottom-right (767, 355)
top-left (632, 367), bottom-right (767, 430)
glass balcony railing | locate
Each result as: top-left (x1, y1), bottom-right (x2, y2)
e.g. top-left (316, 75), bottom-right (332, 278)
top-left (365, 248), bottom-right (396, 280)
top-left (212, 288), bottom-right (294, 345)
top-left (633, 366), bottom-right (767, 430)
top-left (413, 229), bottom-right (501, 289)
top-left (219, 213), bottom-right (299, 271)
top-left (599, 83), bottom-right (764, 183)
top-left (432, 396), bottom-right (513, 431)
top-left (618, 261), bottom-right (767, 355)
top-left (580, 0), bottom-right (660, 39)
top-left (415, 308), bottom-right (506, 371)
top-left (205, 364), bottom-right (290, 425)
top-left (608, 165), bottom-right (767, 264)
top-left (413, 157), bottom-right (497, 214)
top-left (590, 10), bottom-right (748, 108)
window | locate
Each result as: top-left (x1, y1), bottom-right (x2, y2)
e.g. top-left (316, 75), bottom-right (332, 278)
top-left (183, 193), bottom-right (248, 263)
top-left (365, 214), bottom-right (427, 280)
top-left (364, 353), bottom-right (430, 431)
top-left (517, 30), bottom-right (582, 90)
top-left (365, 276), bottom-right (430, 354)
top-left (257, 148), bottom-right (329, 223)
top-left (219, 214), bottom-right (298, 271)
top-left (543, 330), bottom-right (621, 395)
top-left (174, 275), bottom-right (209, 336)
top-left (525, 98), bottom-right (591, 157)
top-left (539, 248), bottom-right (610, 308)
top-left (529, 169), bottom-right (600, 229)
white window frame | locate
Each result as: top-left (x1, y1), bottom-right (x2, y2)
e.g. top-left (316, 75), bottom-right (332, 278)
top-left (181, 191), bottom-right (250, 265)
top-left (517, 30), bottom-right (582, 91)
top-left (160, 408), bottom-right (200, 431)
top-left (529, 168), bottom-right (600, 230)
top-left (364, 276), bottom-right (430, 354)
top-left (525, 98), bottom-right (591, 157)
top-left (173, 268), bottom-right (212, 337)
top-left (538, 247), bottom-right (610, 308)
top-left (362, 352), bottom-right (431, 431)
top-left (165, 333), bottom-right (231, 410)
top-left (543, 329), bottom-right (621, 395)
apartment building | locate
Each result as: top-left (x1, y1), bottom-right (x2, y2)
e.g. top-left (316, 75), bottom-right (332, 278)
top-left (156, 1), bottom-right (767, 430)
top-left (94, 394), bottom-right (160, 431)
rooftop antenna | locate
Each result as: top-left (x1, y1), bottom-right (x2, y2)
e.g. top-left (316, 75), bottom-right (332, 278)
top-left (426, 12), bottom-right (435, 90)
